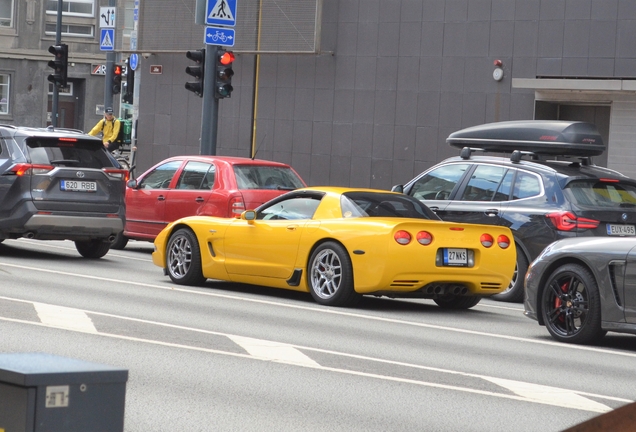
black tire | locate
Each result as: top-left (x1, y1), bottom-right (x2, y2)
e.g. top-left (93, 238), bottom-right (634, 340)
top-left (541, 263), bottom-right (606, 344)
top-left (110, 231), bottom-right (129, 250)
top-left (307, 241), bottom-right (360, 307)
top-left (166, 228), bottom-right (206, 286)
top-left (75, 239), bottom-right (111, 259)
top-left (492, 244), bottom-right (528, 303)
top-left (434, 295), bottom-right (482, 309)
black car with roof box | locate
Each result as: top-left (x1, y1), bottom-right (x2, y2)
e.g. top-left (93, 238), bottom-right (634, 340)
top-left (0, 125), bottom-right (127, 258)
top-left (392, 120), bottom-right (636, 302)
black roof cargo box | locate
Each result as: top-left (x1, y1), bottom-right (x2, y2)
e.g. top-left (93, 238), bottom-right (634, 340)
top-left (446, 120), bottom-right (605, 156)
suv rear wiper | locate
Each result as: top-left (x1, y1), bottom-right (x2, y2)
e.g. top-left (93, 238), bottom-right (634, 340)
top-left (619, 203), bottom-right (636, 208)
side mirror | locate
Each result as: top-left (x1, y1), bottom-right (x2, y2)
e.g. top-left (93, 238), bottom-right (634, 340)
top-left (391, 184), bottom-right (404, 193)
top-left (242, 210), bottom-right (256, 221)
top-left (126, 179), bottom-right (138, 188)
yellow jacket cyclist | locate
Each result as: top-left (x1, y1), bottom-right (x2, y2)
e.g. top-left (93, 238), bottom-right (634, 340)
top-left (88, 107), bottom-right (121, 151)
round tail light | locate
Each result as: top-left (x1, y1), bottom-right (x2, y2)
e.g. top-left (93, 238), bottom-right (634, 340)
top-left (416, 231), bottom-right (433, 245)
top-left (497, 235), bottom-right (511, 249)
top-left (480, 233), bottom-right (494, 248)
top-left (394, 230), bottom-right (412, 245)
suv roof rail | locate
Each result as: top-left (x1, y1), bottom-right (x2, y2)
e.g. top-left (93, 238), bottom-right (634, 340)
top-left (45, 126), bottom-right (85, 134)
top-left (0, 124), bottom-right (18, 129)
top-left (460, 147), bottom-right (485, 159)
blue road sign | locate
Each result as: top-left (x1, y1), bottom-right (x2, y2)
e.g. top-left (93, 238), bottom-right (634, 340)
top-left (100, 28), bottom-right (115, 51)
top-left (205, 26), bottom-right (235, 47)
top-left (129, 53), bottom-right (139, 71)
top-left (206, 0), bottom-right (237, 27)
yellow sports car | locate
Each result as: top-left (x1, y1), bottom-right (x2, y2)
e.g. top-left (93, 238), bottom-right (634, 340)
top-left (152, 187), bottom-right (516, 309)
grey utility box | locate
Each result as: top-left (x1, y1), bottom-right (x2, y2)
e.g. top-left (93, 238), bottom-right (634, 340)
top-left (0, 353), bottom-right (128, 432)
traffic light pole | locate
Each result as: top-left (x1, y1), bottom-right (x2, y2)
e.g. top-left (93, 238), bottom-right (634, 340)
top-left (51, 0), bottom-right (63, 127)
top-left (200, 44), bottom-right (219, 155)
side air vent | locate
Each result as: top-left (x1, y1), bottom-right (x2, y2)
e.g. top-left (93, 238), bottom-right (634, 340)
top-left (608, 261), bottom-right (625, 307)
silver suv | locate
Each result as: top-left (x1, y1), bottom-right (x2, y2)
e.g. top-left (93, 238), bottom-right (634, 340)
top-left (0, 125), bottom-right (127, 258)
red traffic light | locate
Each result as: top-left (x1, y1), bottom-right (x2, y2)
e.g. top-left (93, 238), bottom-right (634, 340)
top-left (218, 51), bottom-right (235, 65)
top-left (113, 64), bottom-right (123, 76)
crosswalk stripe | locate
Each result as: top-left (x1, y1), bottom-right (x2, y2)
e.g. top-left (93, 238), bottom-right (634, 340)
top-left (34, 303), bottom-right (98, 334)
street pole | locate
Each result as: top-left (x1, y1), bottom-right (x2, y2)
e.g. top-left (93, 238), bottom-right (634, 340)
top-left (200, 44), bottom-right (219, 155)
top-left (51, 0), bottom-right (62, 127)
top-left (103, 0), bottom-right (116, 112)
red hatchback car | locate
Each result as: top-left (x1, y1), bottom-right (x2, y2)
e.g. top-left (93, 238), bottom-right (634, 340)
top-left (111, 155), bottom-right (307, 249)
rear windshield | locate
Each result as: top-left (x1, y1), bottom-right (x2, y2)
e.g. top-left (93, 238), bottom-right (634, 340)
top-left (564, 180), bottom-right (636, 208)
top-left (26, 137), bottom-right (115, 169)
top-left (234, 165), bottom-right (305, 190)
top-left (341, 192), bottom-right (440, 220)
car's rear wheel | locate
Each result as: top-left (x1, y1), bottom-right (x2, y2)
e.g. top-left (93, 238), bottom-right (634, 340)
top-left (492, 244), bottom-right (528, 303)
top-left (110, 231), bottom-right (129, 250)
top-left (308, 242), bottom-right (359, 307)
top-left (541, 263), bottom-right (606, 344)
top-left (75, 239), bottom-right (111, 259)
top-left (166, 228), bottom-right (206, 286)
top-left (434, 295), bottom-right (481, 309)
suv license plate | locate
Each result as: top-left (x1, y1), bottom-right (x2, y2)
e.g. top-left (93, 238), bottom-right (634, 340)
top-left (61, 180), bottom-right (97, 192)
top-left (607, 224), bottom-right (636, 236)
top-left (443, 248), bottom-right (468, 266)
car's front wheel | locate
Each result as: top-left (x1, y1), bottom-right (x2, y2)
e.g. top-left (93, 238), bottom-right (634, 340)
top-left (75, 239), bottom-right (111, 259)
top-left (541, 263), bottom-right (606, 344)
top-left (308, 241), bottom-right (359, 307)
top-left (166, 228), bottom-right (206, 286)
top-left (110, 231), bottom-right (129, 250)
top-left (434, 295), bottom-right (481, 309)
top-left (492, 244), bottom-right (528, 303)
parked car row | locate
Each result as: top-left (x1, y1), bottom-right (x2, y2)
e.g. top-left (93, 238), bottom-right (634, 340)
top-left (4, 120), bottom-right (636, 345)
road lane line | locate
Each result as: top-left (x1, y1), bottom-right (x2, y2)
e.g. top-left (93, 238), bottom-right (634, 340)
top-left (33, 303), bottom-right (97, 333)
top-left (1, 263), bottom-right (636, 359)
top-left (0, 314), bottom-right (622, 413)
top-left (4, 239), bottom-right (152, 262)
top-left (228, 335), bottom-right (321, 367)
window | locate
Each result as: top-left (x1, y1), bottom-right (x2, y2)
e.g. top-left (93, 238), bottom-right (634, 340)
top-left (461, 165), bottom-right (508, 202)
top-left (0, 0), bottom-right (13, 27)
top-left (45, 23), bottom-right (93, 38)
top-left (257, 197), bottom-right (321, 220)
top-left (138, 161), bottom-right (182, 189)
top-left (410, 164), bottom-right (470, 201)
top-left (0, 74), bottom-right (9, 114)
top-left (45, 0), bottom-right (93, 17)
top-left (176, 162), bottom-right (215, 190)
top-left (512, 172), bottom-right (542, 200)
top-left (234, 165), bottom-right (305, 190)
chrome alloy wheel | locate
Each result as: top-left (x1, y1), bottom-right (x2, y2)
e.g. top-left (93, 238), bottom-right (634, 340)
top-left (168, 233), bottom-right (194, 279)
top-left (310, 248), bottom-right (343, 300)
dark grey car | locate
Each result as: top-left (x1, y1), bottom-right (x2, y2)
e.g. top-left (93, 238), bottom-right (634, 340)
top-left (392, 121), bottom-right (636, 303)
top-left (524, 236), bottom-right (636, 344)
top-left (0, 125), bottom-right (127, 258)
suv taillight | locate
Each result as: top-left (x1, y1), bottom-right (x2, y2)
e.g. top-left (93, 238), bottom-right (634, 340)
top-left (9, 164), bottom-right (54, 176)
top-left (546, 211), bottom-right (600, 231)
top-left (103, 168), bottom-right (130, 182)
top-left (229, 196), bottom-right (245, 218)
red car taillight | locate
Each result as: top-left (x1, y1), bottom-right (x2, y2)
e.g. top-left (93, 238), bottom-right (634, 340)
top-left (394, 230), bottom-right (411, 245)
top-left (10, 163), bottom-right (54, 176)
top-left (229, 196), bottom-right (245, 218)
top-left (103, 168), bottom-right (129, 181)
top-left (546, 211), bottom-right (600, 231)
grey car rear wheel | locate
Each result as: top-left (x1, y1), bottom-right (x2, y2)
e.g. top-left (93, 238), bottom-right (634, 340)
top-left (75, 239), bottom-right (111, 259)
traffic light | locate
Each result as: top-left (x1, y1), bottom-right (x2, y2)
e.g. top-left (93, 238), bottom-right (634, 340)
top-left (185, 49), bottom-right (205, 97)
top-left (122, 57), bottom-right (135, 104)
top-left (47, 44), bottom-right (68, 88)
top-left (112, 64), bottom-right (123, 94)
top-left (214, 49), bottom-right (234, 99)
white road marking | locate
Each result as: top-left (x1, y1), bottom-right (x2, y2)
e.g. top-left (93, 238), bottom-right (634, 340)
top-left (33, 302), bottom-right (97, 333)
top-left (228, 335), bottom-right (321, 367)
top-left (483, 376), bottom-right (612, 413)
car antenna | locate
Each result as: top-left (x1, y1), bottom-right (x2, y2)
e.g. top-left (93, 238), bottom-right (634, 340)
top-left (251, 132), bottom-right (267, 160)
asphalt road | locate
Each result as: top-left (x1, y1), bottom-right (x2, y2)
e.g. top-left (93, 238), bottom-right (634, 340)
top-left (1, 238), bottom-right (635, 431)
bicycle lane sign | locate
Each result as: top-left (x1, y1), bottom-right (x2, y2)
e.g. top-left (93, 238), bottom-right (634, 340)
top-left (205, 26), bottom-right (235, 47)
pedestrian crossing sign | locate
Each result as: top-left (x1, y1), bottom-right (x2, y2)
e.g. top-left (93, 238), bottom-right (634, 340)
top-left (206, 0), bottom-right (237, 27)
top-left (100, 28), bottom-right (115, 51)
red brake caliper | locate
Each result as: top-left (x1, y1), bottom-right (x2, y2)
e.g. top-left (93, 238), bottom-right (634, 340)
top-left (555, 281), bottom-right (568, 322)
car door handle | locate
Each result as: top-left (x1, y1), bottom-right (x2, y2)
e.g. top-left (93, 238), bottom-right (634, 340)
top-left (195, 197), bottom-right (204, 203)
top-left (157, 195), bottom-right (165, 201)
top-left (484, 208), bottom-right (499, 217)
top-left (428, 206), bottom-right (440, 212)
top-left (286, 225), bottom-right (298, 231)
